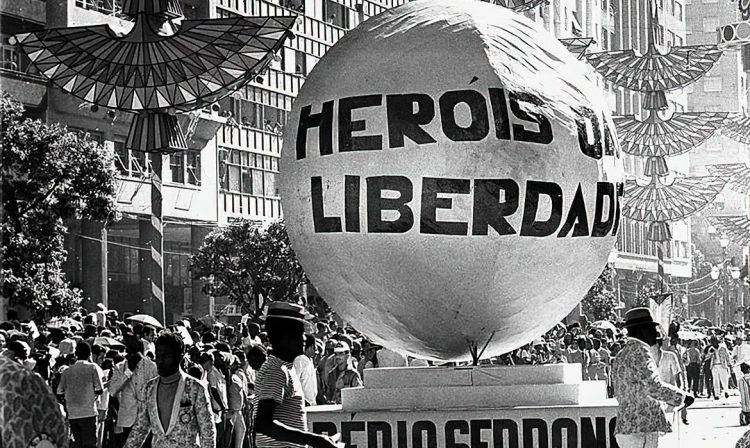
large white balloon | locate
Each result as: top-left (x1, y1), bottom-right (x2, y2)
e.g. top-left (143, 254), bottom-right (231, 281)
top-left (280, 0), bottom-right (624, 361)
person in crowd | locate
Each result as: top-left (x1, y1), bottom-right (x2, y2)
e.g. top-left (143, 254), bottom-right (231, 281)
top-left (0, 354), bottom-right (70, 448)
top-left (141, 326), bottom-right (156, 359)
top-left (124, 332), bottom-right (216, 448)
top-left (322, 342), bottom-right (362, 405)
top-left (611, 308), bottom-right (692, 448)
top-left (357, 340), bottom-right (380, 379)
top-left (58, 342), bottom-right (105, 448)
top-left (709, 335), bottom-right (732, 400)
top-left (735, 336), bottom-right (750, 386)
top-left (655, 332), bottom-right (688, 425)
top-left (253, 302), bottom-right (340, 448)
top-left (314, 323), bottom-right (329, 343)
top-left (293, 334), bottom-right (319, 406)
top-left (685, 340), bottom-right (702, 397)
top-left (566, 336), bottom-right (590, 380)
top-left (227, 354), bottom-right (247, 448)
top-left (703, 340), bottom-right (716, 399)
top-left (739, 363), bottom-right (750, 426)
top-left (109, 334), bottom-right (157, 448)
top-left (200, 351), bottom-right (229, 442)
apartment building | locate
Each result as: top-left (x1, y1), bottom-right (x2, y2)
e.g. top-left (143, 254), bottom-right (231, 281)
top-left (685, 0), bottom-right (749, 322)
top-left (2, 0), bottom-right (693, 321)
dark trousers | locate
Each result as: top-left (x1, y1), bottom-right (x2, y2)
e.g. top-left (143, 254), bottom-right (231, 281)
top-left (114, 427), bottom-right (131, 448)
top-left (704, 365), bottom-right (715, 398)
top-left (687, 363), bottom-right (701, 395)
top-left (70, 417), bottom-right (97, 448)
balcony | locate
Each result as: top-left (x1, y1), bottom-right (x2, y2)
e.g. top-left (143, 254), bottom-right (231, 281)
top-left (0, 44), bottom-right (48, 108)
top-left (1, 0), bottom-right (45, 24)
top-left (252, 67), bottom-right (305, 97)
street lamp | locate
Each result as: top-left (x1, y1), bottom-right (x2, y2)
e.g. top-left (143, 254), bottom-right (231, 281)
top-left (721, 235), bottom-right (731, 253)
top-left (732, 267), bottom-right (742, 280)
top-left (711, 265), bottom-right (721, 280)
top-left (682, 294), bottom-right (689, 319)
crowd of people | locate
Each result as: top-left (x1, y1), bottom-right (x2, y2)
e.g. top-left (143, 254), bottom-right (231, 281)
top-left (2, 302), bottom-right (750, 448)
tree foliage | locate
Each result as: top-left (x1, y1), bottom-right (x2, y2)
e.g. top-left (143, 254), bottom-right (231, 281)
top-left (1, 92), bottom-right (118, 321)
top-left (191, 220), bottom-right (305, 316)
top-left (581, 264), bottom-right (618, 321)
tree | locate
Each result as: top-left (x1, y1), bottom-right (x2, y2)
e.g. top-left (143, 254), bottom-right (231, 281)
top-left (581, 264), bottom-right (618, 321)
top-left (191, 220), bottom-right (305, 316)
top-left (1, 92), bottom-right (118, 321)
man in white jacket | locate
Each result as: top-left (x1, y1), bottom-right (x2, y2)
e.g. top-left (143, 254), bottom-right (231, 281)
top-left (293, 334), bottom-right (319, 406)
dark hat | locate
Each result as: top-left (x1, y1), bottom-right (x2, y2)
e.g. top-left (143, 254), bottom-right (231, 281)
top-left (264, 302), bottom-right (311, 323)
top-left (623, 307), bottom-right (658, 329)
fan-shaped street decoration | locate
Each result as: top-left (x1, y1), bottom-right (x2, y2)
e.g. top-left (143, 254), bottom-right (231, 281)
top-left (12, 0), bottom-right (295, 324)
top-left (722, 113), bottom-right (750, 145)
top-left (623, 176), bottom-right (728, 222)
top-left (707, 215), bottom-right (750, 246)
top-left (585, 45), bottom-right (723, 108)
top-left (559, 37), bottom-right (594, 59)
top-left (12, 4), bottom-right (296, 152)
top-left (707, 163), bottom-right (750, 193)
top-left (492, 0), bottom-right (548, 12)
top-left (613, 111), bottom-right (727, 166)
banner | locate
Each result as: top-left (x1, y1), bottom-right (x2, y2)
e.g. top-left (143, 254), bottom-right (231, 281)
top-left (308, 406), bottom-right (620, 448)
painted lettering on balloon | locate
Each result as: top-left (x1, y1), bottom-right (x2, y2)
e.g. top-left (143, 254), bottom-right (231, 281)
top-left (310, 175), bottom-right (623, 238)
top-left (295, 88), bottom-right (618, 160)
top-left (311, 417), bottom-right (618, 448)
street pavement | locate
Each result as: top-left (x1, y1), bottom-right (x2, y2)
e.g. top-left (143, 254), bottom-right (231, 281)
top-left (660, 394), bottom-right (748, 448)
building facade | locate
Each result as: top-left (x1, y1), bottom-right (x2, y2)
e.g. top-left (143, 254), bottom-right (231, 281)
top-left (2, 0), bottom-right (694, 322)
top-left (685, 0), bottom-right (749, 323)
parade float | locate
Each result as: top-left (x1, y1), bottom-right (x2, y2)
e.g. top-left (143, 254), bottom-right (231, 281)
top-left (280, 1), bottom-right (624, 446)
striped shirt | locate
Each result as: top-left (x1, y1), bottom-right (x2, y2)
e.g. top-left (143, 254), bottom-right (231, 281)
top-left (740, 373), bottom-right (750, 412)
top-left (253, 355), bottom-right (306, 448)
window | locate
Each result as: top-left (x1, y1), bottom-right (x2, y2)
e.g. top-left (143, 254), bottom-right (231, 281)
top-left (703, 76), bottom-right (723, 92)
top-left (674, 2), bottom-right (683, 20)
top-left (703, 17), bottom-right (719, 32)
top-left (170, 154), bottom-right (185, 183)
top-left (601, 28), bottom-right (609, 50)
top-left (187, 153), bottom-right (201, 186)
top-left (114, 141), bottom-right (129, 175)
top-left (295, 50), bottom-right (307, 75)
top-left (219, 150), bottom-right (280, 197)
top-left (323, 0), bottom-right (349, 29)
top-left (131, 150), bottom-right (153, 176)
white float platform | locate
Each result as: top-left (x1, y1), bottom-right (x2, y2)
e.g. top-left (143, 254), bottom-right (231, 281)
top-left (307, 364), bottom-right (620, 448)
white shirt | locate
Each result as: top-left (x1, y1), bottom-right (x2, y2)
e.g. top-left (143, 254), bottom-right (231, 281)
top-left (735, 343), bottom-right (750, 367)
top-left (292, 355), bottom-right (318, 406)
top-left (657, 350), bottom-right (682, 386)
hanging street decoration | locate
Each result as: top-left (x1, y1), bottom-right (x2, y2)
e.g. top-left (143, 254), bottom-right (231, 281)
top-left (492, 0), bottom-right (549, 12)
top-left (12, 0), bottom-right (295, 324)
top-left (11, 4), bottom-right (296, 153)
top-left (707, 215), bottom-right (750, 246)
top-left (707, 163), bottom-right (750, 194)
top-left (585, 45), bottom-right (723, 109)
top-left (613, 111), bottom-right (727, 158)
top-left (722, 113), bottom-right (750, 145)
top-left (558, 37), bottom-right (595, 59)
top-left (623, 176), bottom-right (727, 223)
top-left (584, 0), bottom-right (727, 310)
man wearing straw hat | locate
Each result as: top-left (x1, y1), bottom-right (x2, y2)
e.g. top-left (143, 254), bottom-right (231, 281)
top-left (612, 308), bottom-right (694, 448)
top-left (253, 302), bottom-right (341, 448)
